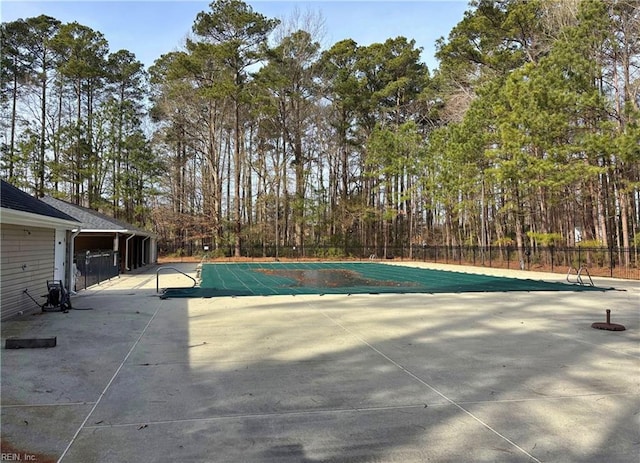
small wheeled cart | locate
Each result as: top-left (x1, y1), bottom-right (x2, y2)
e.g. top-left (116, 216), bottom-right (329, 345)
top-left (41, 280), bottom-right (73, 312)
top-left (23, 280), bottom-right (73, 313)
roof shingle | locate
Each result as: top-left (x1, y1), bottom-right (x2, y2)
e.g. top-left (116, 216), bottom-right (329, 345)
top-left (40, 196), bottom-right (152, 235)
top-left (1, 180), bottom-right (79, 223)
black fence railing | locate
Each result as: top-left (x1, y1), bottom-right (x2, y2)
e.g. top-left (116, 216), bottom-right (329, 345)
top-left (160, 243), bottom-right (640, 280)
top-left (74, 250), bottom-right (120, 291)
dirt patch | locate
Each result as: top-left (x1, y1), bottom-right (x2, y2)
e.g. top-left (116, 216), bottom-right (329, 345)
top-left (255, 268), bottom-right (417, 288)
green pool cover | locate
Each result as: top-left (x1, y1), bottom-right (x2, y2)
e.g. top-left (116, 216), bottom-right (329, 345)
top-left (160, 262), bottom-right (608, 298)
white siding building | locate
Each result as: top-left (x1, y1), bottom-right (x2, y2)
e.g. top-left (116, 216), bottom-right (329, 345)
top-left (1, 181), bottom-right (80, 320)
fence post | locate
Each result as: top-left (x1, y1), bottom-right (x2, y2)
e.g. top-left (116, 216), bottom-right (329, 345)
top-left (578, 247), bottom-right (581, 268)
top-left (610, 245), bottom-right (614, 278)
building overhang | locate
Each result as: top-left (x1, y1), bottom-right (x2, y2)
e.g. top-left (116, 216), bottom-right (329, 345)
top-left (1, 207), bottom-right (80, 230)
top-left (73, 228), bottom-right (156, 238)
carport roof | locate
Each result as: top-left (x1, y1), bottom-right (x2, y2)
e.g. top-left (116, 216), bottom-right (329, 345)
top-left (41, 196), bottom-right (154, 237)
top-left (1, 180), bottom-right (79, 224)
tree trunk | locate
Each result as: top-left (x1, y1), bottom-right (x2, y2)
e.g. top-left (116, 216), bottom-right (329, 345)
top-left (8, 63), bottom-right (18, 182)
top-left (234, 100), bottom-right (242, 257)
top-left (37, 68), bottom-right (46, 197)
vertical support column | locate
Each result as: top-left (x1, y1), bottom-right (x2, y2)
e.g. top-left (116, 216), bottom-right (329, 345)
top-left (54, 228), bottom-right (66, 283)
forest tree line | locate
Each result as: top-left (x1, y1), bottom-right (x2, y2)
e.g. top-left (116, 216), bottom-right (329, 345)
top-left (1, 0), bottom-right (639, 263)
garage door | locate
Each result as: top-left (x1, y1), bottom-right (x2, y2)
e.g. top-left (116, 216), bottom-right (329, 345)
top-left (1, 224), bottom-right (55, 320)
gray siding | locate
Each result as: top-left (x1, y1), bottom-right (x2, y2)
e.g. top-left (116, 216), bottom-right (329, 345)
top-left (1, 224), bottom-right (55, 320)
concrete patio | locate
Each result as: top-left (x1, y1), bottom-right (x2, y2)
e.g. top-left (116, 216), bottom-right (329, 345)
top-left (1, 263), bottom-right (639, 462)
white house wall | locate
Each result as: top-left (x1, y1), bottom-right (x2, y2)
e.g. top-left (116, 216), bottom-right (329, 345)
top-left (1, 223), bottom-right (55, 320)
top-left (54, 228), bottom-right (67, 282)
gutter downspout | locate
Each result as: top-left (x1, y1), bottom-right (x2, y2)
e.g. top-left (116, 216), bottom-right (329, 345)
top-left (142, 236), bottom-right (150, 265)
top-left (125, 234), bottom-right (135, 271)
top-left (68, 229), bottom-right (81, 293)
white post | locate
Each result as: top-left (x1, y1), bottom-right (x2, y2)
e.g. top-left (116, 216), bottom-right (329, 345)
top-left (125, 234), bottom-right (135, 271)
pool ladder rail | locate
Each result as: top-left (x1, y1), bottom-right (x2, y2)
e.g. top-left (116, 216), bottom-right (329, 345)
top-left (156, 266), bottom-right (198, 294)
top-left (566, 265), bottom-right (594, 287)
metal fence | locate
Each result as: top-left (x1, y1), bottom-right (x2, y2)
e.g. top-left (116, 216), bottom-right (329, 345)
top-left (160, 243), bottom-right (639, 280)
top-left (74, 250), bottom-right (120, 291)
top-left (404, 245), bottom-right (639, 280)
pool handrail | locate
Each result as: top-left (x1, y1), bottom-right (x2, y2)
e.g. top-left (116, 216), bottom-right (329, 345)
top-left (156, 266), bottom-right (197, 293)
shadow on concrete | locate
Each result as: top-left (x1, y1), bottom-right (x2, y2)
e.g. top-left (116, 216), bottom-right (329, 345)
top-left (1, 264), bottom-right (638, 462)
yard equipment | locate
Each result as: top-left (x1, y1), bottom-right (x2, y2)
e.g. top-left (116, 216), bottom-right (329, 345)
top-left (42, 280), bottom-right (72, 312)
top-left (23, 280), bottom-right (73, 312)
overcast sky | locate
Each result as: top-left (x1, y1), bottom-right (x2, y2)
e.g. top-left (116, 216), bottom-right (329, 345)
top-left (2, 1), bottom-right (470, 71)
